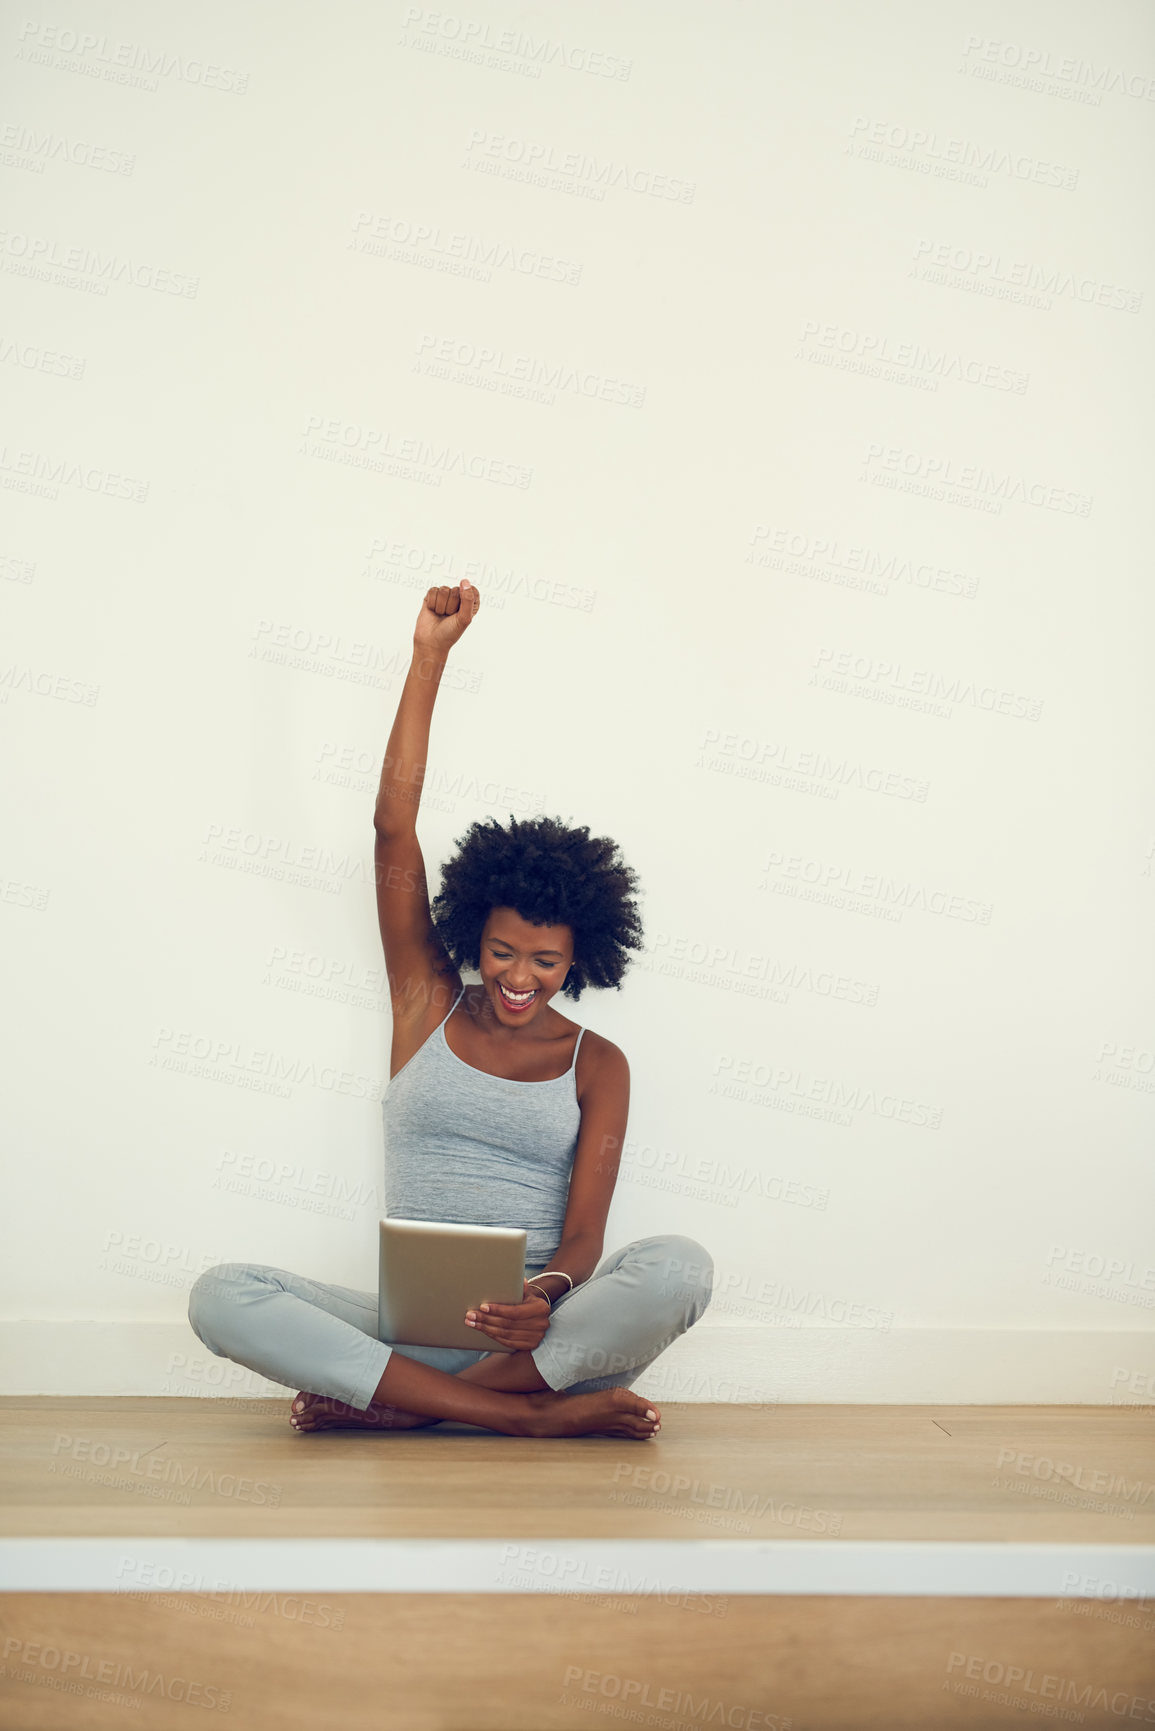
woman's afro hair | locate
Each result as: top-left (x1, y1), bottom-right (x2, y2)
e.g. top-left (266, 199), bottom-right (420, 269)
top-left (429, 813), bottom-right (644, 1000)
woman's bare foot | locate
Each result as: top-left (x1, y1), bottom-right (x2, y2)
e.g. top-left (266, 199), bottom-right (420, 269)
top-left (289, 1386), bottom-right (661, 1440)
top-left (523, 1387), bottom-right (661, 1440)
top-left (289, 1392), bottom-right (441, 1433)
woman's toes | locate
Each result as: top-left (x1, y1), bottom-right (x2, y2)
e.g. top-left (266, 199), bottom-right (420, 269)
top-left (289, 1393), bottom-right (325, 1430)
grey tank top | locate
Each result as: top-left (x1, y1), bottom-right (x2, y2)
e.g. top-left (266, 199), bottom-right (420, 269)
top-left (381, 984), bottom-right (586, 1271)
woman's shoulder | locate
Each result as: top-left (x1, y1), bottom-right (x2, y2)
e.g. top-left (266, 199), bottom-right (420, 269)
top-left (576, 1026), bottom-right (626, 1063)
top-left (571, 1017), bottom-right (626, 1087)
top-left (546, 1007), bottom-right (625, 1064)
top-left (572, 1024), bottom-right (628, 1107)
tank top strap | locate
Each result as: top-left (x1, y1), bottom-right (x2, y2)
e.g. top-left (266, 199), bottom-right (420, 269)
top-left (570, 1025), bottom-right (587, 1072)
top-left (436, 980), bottom-right (468, 1045)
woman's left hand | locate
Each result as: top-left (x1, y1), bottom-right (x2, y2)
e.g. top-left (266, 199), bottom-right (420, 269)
top-left (465, 1282), bottom-right (552, 1350)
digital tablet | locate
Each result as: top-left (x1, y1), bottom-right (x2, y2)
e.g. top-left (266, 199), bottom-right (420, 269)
top-left (378, 1217), bottom-right (527, 1352)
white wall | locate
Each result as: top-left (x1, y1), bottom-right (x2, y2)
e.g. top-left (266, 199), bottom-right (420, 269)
top-left (3, 0), bottom-right (1153, 1402)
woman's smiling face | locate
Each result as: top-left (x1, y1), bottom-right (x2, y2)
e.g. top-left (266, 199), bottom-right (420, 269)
top-left (478, 906), bottom-right (574, 1023)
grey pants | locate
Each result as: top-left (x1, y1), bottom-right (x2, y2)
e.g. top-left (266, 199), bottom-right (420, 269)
top-left (187, 1234), bottom-right (714, 1412)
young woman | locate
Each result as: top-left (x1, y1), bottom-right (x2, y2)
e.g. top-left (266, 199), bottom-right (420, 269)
top-left (189, 580), bottom-right (714, 1439)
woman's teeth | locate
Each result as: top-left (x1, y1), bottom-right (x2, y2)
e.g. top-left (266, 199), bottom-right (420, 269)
top-left (498, 984), bottom-right (536, 1009)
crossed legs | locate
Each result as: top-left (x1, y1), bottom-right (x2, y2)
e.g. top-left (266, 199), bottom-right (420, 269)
top-left (188, 1234), bottom-right (714, 1442)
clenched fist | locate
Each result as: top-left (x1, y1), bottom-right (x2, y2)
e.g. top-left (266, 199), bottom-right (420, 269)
top-left (414, 579), bottom-right (481, 656)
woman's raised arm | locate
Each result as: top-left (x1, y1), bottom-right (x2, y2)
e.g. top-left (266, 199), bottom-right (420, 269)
top-left (373, 581), bottom-right (481, 1027)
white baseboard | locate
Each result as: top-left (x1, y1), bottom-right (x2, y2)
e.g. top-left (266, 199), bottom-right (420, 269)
top-left (1, 1321), bottom-right (1152, 1404)
top-left (4, 1537), bottom-right (1155, 1597)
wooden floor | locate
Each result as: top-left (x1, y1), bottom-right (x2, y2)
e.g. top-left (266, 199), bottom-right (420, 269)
top-left (2, 1399), bottom-right (1153, 1729)
top-left (2, 1591), bottom-right (1153, 1730)
top-left (2, 1397), bottom-right (1152, 1540)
